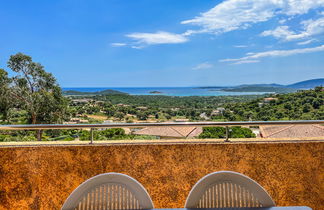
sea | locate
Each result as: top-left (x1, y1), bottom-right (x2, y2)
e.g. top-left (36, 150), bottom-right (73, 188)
top-left (62, 87), bottom-right (272, 97)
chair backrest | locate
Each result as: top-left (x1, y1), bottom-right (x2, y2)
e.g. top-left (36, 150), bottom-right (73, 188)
top-left (185, 171), bottom-right (275, 208)
top-left (62, 173), bottom-right (154, 210)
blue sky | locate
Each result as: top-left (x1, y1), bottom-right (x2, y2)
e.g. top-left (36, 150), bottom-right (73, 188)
top-left (1, 0), bottom-right (324, 87)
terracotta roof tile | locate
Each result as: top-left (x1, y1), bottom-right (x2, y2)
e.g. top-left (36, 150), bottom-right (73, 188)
top-left (260, 124), bottom-right (324, 138)
top-left (134, 126), bottom-right (202, 138)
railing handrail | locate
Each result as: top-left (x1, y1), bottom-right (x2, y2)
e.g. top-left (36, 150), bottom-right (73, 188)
top-left (0, 120), bottom-right (323, 130)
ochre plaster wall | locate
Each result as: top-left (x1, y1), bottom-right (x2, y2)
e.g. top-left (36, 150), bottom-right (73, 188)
top-left (0, 142), bottom-right (323, 210)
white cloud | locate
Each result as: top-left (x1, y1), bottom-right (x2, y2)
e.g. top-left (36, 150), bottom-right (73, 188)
top-left (192, 62), bottom-right (213, 70)
top-left (220, 44), bottom-right (324, 64)
top-left (234, 45), bottom-right (248, 48)
top-left (279, 19), bottom-right (287, 24)
top-left (181, 29), bottom-right (203, 36)
top-left (119, 0), bottom-right (324, 47)
top-left (261, 26), bottom-right (295, 40)
top-left (181, 0), bottom-right (324, 35)
top-left (282, 0), bottom-right (324, 15)
top-left (111, 43), bottom-right (127, 47)
top-left (261, 17), bottom-right (324, 41)
top-left (297, 39), bottom-right (316, 45)
top-left (126, 31), bottom-right (188, 46)
top-left (232, 60), bottom-right (260, 65)
top-left (131, 45), bottom-right (144, 49)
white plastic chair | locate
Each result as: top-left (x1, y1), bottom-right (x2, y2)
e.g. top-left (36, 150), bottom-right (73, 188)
top-left (185, 171), bottom-right (275, 208)
top-left (62, 173), bottom-right (154, 210)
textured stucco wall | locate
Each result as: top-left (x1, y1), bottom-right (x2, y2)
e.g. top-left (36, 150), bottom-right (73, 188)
top-left (0, 142), bottom-right (323, 210)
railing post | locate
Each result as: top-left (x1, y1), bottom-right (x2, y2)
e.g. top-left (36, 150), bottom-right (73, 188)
top-left (225, 126), bottom-right (230, 142)
top-left (90, 128), bottom-right (94, 144)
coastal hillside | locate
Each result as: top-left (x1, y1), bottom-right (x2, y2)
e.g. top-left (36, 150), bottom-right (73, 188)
top-left (63, 89), bottom-right (127, 96)
top-left (286, 78), bottom-right (324, 89)
top-left (221, 86), bottom-right (295, 93)
top-left (224, 87), bottom-right (324, 121)
top-left (203, 78), bottom-right (324, 93)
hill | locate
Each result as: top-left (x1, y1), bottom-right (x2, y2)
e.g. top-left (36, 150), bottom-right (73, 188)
top-left (221, 86), bottom-right (295, 93)
top-left (237, 83), bottom-right (284, 88)
top-left (286, 78), bottom-right (324, 89)
top-left (63, 89), bottom-right (127, 96)
top-left (224, 88), bottom-right (323, 121)
top-left (199, 78), bottom-right (324, 93)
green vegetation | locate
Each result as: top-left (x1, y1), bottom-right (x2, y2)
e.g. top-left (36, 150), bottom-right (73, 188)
top-left (79, 128), bottom-right (157, 141)
top-left (0, 53), bottom-right (323, 142)
top-left (199, 126), bottom-right (256, 139)
top-left (0, 53), bottom-right (69, 140)
top-left (221, 86), bottom-right (295, 93)
top-left (63, 89), bottom-right (127, 96)
top-left (224, 87), bottom-right (323, 121)
top-left (0, 128), bottom-right (155, 142)
top-left (149, 91), bottom-right (163, 94)
top-left (68, 94), bottom-right (263, 122)
top-left (68, 87), bottom-right (323, 122)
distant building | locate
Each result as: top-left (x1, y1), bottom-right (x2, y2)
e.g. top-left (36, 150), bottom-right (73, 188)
top-left (68, 118), bottom-right (89, 123)
top-left (137, 106), bottom-right (148, 110)
top-left (72, 99), bottom-right (91, 104)
top-left (117, 103), bottom-right (130, 107)
top-left (70, 118), bottom-right (81, 122)
top-left (63, 121), bottom-right (77, 125)
top-left (263, 97), bottom-right (278, 103)
top-left (199, 112), bottom-right (210, 120)
top-left (174, 119), bottom-right (189, 122)
top-left (134, 126), bottom-right (202, 139)
top-left (211, 107), bottom-right (225, 116)
top-left (103, 120), bottom-right (114, 124)
top-left (259, 124), bottom-right (324, 138)
top-left (126, 114), bottom-right (136, 118)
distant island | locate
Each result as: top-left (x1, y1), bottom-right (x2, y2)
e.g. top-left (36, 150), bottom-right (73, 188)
top-left (195, 86), bottom-right (227, 89)
top-left (286, 78), bottom-right (324, 89)
top-left (62, 78), bottom-right (324, 96)
top-left (220, 86), bottom-right (295, 93)
top-left (63, 89), bottom-right (127, 96)
top-left (149, 91), bottom-right (163, 94)
top-left (199, 78), bottom-right (324, 93)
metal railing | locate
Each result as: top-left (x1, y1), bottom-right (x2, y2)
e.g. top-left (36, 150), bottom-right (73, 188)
top-left (0, 120), bottom-right (323, 144)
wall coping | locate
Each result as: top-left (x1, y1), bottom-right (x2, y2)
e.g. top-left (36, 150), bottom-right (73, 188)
top-left (0, 137), bottom-right (323, 148)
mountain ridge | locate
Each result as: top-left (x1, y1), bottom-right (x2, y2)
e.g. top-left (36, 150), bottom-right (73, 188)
top-left (199, 78), bottom-right (324, 92)
top-left (63, 89), bottom-right (127, 96)
top-left (286, 78), bottom-right (324, 89)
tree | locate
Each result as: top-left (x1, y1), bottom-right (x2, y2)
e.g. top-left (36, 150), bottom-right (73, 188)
top-left (199, 126), bottom-right (255, 139)
top-left (114, 112), bottom-right (124, 120)
top-left (0, 69), bottom-right (13, 123)
top-left (314, 86), bottom-right (323, 92)
top-left (199, 127), bottom-right (226, 139)
top-left (229, 126), bottom-right (256, 138)
top-left (7, 53), bottom-right (68, 140)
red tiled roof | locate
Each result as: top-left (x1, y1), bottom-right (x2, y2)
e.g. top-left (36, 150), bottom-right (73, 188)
top-left (134, 126), bottom-right (202, 138)
top-left (260, 124), bottom-right (324, 138)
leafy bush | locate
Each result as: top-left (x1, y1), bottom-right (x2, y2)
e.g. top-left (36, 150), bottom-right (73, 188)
top-left (230, 126), bottom-right (256, 138)
top-left (199, 127), bottom-right (226, 138)
top-left (199, 126), bottom-right (255, 139)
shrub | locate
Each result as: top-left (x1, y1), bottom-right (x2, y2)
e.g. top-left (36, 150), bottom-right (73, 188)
top-left (199, 126), bottom-right (255, 139)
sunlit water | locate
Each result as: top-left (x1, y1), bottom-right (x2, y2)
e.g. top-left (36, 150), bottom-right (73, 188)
top-left (63, 87), bottom-right (272, 96)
